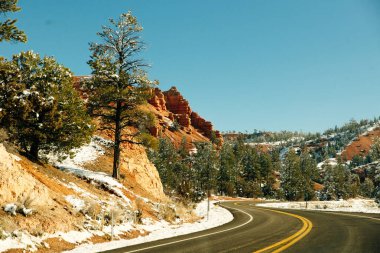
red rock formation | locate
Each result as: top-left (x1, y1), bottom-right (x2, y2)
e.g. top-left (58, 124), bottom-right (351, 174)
top-left (146, 86), bottom-right (223, 144)
top-left (148, 88), bottom-right (167, 111)
top-left (162, 87), bottom-right (192, 128)
top-left (191, 112), bottom-right (213, 138)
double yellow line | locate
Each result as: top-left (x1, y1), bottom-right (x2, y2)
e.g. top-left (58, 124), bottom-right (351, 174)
top-left (253, 208), bottom-right (313, 253)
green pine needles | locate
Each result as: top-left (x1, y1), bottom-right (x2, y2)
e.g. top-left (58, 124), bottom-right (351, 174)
top-left (0, 0), bottom-right (27, 43)
top-left (87, 12), bottom-right (157, 179)
top-left (0, 51), bottom-right (93, 159)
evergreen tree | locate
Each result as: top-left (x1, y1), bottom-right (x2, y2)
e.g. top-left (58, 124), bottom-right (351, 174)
top-left (87, 12), bottom-right (157, 179)
top-left (300, 153), bottom-right (318, 200)
top-left (369, 137), bottom-right (380, 161)
top-left (280, 150), bottom-right (303, 200)
top-left (360, 178), bottom-right (374, 198)
top-left (0, 51), bottom-right (93, 159)
top-left (218, 143), bottom-right (236, 196)
top-left (0, 0), bottom-right (26, 42)
top-left (374, 166), bottom-right (380, 204)
top-left (260, 152), bottom-right (275, 196)
top-left (192, 142), bottom-right (219, 200)
top-left (321, 164), bottom-right (352, 200)
top-left (149, 138), bottom-right (178, 191)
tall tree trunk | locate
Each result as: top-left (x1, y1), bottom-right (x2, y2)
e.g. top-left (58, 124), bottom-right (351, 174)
top-left (30, 139), bottom-right (39, 160)
top-left (113, 101), bottom-right (122, 179)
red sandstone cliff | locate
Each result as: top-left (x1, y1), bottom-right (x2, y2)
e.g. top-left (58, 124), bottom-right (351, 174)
top-left (148, 86), bottom-right (222, 145)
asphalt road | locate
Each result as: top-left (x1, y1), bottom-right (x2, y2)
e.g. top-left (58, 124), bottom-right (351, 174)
top-left (102, 201), bottom-right (380, 253)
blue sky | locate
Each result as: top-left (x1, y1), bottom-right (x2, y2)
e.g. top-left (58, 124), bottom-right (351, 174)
top-left (1, 0), bottom-right (380, 133)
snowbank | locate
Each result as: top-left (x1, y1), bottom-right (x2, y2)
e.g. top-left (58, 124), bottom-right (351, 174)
top-left (257, 198), bottom-right (380, 213)
top-left (64, 200), bottom-right (233, 253)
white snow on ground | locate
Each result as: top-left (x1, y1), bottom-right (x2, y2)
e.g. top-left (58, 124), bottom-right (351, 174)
top-left (65, 195), bottom-right (86, 212)
top-left (47, 136), bottom-right (131, 205)
top-left (63, 200), bottom-right (233, 253)
top-left (257, 198), bottom-right (380, 213)
top-left (317, 158), bottom-right (338, 170)
top-left (0, 200), bottom-right (233, 252)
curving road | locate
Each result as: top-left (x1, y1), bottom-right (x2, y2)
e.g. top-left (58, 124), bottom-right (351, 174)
top-left (102, 201), bottom-right (380, 253)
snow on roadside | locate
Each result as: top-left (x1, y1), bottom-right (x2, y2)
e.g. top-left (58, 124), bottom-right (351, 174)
top-left (257, 198), bottom-right (380, 213)
top-left (64, 200), bottom-right (233, 253)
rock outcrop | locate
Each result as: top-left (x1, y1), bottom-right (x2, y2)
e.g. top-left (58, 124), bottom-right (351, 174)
top-left (148, 86), bottom-right (223, 143)
top-left (148, 88), bottom-right (167, 111)
top-left (0, 144), bottom-right (53, 206)
top-left (163, 87), bottom-right (192, 128)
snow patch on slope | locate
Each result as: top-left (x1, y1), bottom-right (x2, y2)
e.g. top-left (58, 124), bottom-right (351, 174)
top-left (48, 136), bottom-right (131, 205)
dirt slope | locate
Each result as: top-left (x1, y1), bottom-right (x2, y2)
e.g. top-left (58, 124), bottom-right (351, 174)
top-left (341, 128), bottom-right (380, 160)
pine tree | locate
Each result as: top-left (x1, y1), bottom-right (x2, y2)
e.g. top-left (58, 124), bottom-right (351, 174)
top-left (369, 137), bottom-right (380, 161)
top-left (0, 51), bottom-right (93, 159)
top-left (218, 143), bottom-right (236, 196)
top-left (87, 12), bottom-right (157, 179)
top-left (149, 138), bottom-right (179, 192)
top-left (280, 150), bottom-right (303, 200)
top-left (0, 0), bottom-right (26, 42)
top-left (360, 178), bottom-right (374, 198)
top-left (300, 153), bottom-right (318, 200)
top-left (321, 164), bottom-right (352, 200)
top-left (192, 142), bottom-right (219, 200)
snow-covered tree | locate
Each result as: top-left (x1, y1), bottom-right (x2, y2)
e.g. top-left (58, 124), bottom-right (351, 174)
top-left (369, 137), bottom-right (380, 161)
top-left (218, 143), bottom-right (236, 196)
top-left (87, 12), bottom-right (157, 179)
top-left (300, 152), bottom-right (319, 200)
top-left (321, 164), bottom-right (352, 200)
top-left (192, 142), bottom-right (219, 199)
top-left (280, 150), bottom-right (304, 200)
top-left (373, 165), bottom-right (380, 204)
top-left (0, 0), bottom-right (26, 43)
top-left (0, 51), bottom-right (93, 159)
top-left (360, 178), bottom-right (374, 198)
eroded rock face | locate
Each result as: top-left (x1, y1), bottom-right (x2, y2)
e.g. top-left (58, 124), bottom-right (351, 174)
top-left (163, 87), bottom-right (192, 128)
top-left (191, 112), bottom-right (213, 138)
top-left (0, 144), bottom-right (53, 206)
top-left (120, 143), bottom-right (166, 202)
top-left (148, 88), bottom-right (167, 111)
top-left (148, 86), bottom-right (223, 143)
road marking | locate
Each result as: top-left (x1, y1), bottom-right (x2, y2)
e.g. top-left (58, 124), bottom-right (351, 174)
top-left (122, 203), bottom-right (253, 253)
top-left (253, 208), bottom-right (313, 253)
top-left (326, 212), bottom-right (380, 222)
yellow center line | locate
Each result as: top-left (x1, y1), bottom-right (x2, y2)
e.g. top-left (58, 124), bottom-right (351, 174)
top-left (253, 208), bottom-right (313, 253)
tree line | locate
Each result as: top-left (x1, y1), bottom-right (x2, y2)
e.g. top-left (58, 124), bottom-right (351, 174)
top-left (149, 136), bottom-right (380, 203)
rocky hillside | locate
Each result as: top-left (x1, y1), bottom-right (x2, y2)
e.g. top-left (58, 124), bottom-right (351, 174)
top-left (0, 78), bottom-right (223, 252)
top-left (74, 76), bottom-right (223, 149)
top-left (147, 87), bottom-right (223, 149)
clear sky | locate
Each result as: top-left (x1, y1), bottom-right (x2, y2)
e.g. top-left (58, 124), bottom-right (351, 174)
top-left (1, 0), bottom-right (380, 133)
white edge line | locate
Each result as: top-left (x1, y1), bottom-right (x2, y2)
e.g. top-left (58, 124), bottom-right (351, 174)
top-left (121, 203), bottom-right (254, 253)
top-left (326, 212), bottom-right (380, 222)
top-left (256, 206), bottom-right (380, 222)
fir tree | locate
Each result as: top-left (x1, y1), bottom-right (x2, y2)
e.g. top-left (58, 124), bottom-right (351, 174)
top-left (0, 0), bottom-right (26, 42)
top-left (87, 12), bottom-right (157, 179)
top-left (300, 152), bottom-right (318, 200)
top-left (360, 178), bottom-right (374, 198)
top-left (218, 143), bottom-right (236, 196)
top-left (321, 164), bottom-right (352, 200)
top-left (0, 51), bottom-right (93, 159)
top-left (280, 150), bottom-right (303, 200)
top-left (192, 142), bottom-right (219, 199)
top-left (369, 137), bottom-right (380, 161)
